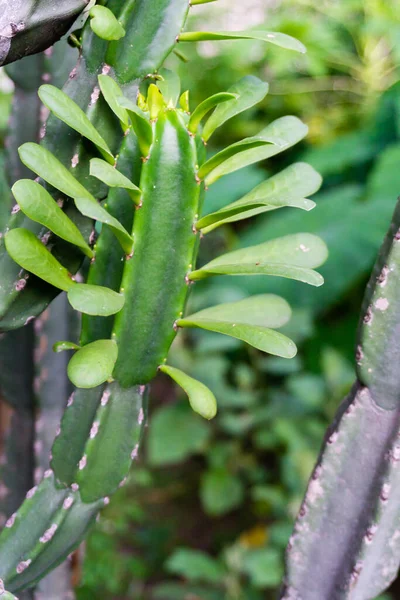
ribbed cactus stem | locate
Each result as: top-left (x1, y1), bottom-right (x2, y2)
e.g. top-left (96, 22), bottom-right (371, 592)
top-left (281, 195), bottom-right (400, 600)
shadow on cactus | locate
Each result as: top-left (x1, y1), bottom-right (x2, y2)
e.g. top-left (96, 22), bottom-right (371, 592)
top-left (0, 0), bottom-right (327, 595)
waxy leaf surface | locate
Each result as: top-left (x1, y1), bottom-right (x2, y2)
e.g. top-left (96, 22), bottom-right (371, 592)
top-left (68, 283), bottom-right (125, 316)
top-left (90, 5), bottom-right (126, 41)
top-left (179, 30), bottom-right (306, 54)
top-left (178, 295), bottom-right (296, 358)
top-left (191, 234), bottom-right (328, 286)
top-left (98, 75), bottom-right (129, 127)
top-left (161, 365), bottom-right (217, 420)
top-left (199, 117), bottom-right (308, 185)
top-left (12, 179), bottom-right (93, 258)
top-left (118, 97), bottom-right (153, 156)
top-left (197, 163), bottom-right (321, 232)
top-left (188, 92), bottom-right (238, 134)
top-left (38, 85), bottom-right (114, 162)
top-left (202, 76), bottom-right (269, 141)
top-left (68, 340), bottom-right (118, 388)
top-left (90, 158), bottom-right (141, 201)
top-left (5, 229), bottom-right (74, 292)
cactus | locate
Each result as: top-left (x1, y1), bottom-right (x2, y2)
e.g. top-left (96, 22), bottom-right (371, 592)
top-left (280, 197), bottom-right (400, 599)
top-left (0, 0), bottom-right (328, 594)
top-left (0, 1), bottom-right (89, 67)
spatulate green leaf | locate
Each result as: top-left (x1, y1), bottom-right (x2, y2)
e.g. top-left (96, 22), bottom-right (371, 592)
top-left (74, 196), bottom-right (133, 254)
top-left (118, 97), bottom-right (153, 156)
top-left (160, 365), bottom-right (217, 420)
top-left (98, 74), bottom-right (129, 127)
top-left (179, 30), bottom-right (306, 54)
top-left (198, 117), bottom-right (308, 185)
top-left (90, 158), bottom-right (141, 203)
top-left (67, 339), bottom-right (118, 389)
top-left (12, 179), bottom-right (94, 258)
top-left (188, 92), bottom-right (238, 134)
top-left (178, 295), bottom-right (296, 358)
top-left (5, 228), bottom-right (74, 292)
top-left (197, 163), bottom-right (321, 232)
top-left (89, 5), bottom-right (126, 41)
top-left (18, 143), bottom-right (94, 200)
top-left (67, 283), bottom-right (125, 316)
top-left (202, 76), bottom-right (269, 141)
top-left (190, 233), bottom-right (328, 286)
top-left (38, 85), bottom-right (114, 163)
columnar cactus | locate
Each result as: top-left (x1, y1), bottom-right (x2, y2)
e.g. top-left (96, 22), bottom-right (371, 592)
top-left (280, 199), bottom-right (400, 599)
top-left (0, 0), bottom-right (327, 594)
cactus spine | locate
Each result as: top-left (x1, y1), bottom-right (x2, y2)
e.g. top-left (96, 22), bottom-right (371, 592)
top-left (0, 0), bottom-right (327, 594)
top-left (281, 198), bottom-right (400, 599)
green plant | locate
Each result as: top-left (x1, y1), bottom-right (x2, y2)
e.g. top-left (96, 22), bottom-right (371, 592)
top-left (0, 0), bottom-right (327, 595)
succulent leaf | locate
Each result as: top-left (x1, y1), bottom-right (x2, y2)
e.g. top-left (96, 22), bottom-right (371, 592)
top-left (89, 158), bottom-right (141, 202)
top-left (117, 97), bottom-right (153, 156)
top-left (89, 5), bottom-right (126, 41)
top-left (67, 340), bottom-right (118, 388)
top-left (190, 233), bottom-right (328, 286)
top-left (97, 75), bottom-right (129, 127)
top-left (188, 92), bottom-right (238, 134)
top-left (5, 229), bottom-right (74, 292)
top-left (67, 284), bottom-right (125, 317)
top-left (202, 76), bottom-right (269, 141)
top-left (12, 179), bottom-right (94, 258)
top-left (160, 365), bottom-right (217, 420)
top-left (178, 30), bottom-right (306, 54)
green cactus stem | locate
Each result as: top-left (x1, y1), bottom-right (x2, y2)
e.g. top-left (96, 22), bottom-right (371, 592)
top-left (281, 195), bottom-right (400, 600)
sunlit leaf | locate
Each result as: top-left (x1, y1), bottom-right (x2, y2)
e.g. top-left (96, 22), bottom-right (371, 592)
top-left (74, 196), bottom-right (133, 254)
top-left (178, 295), bottom-right (296, 358)
top-left (89, 5), bottom-right (125, 41)
top-left (90, 158), bottom-right (141, 203)
top-left (197, 163), bottom-right (321, 232)
top-left (198, 117), bottom-right (308, 185)
top-left (202, 76), bottom-right (269, 141)
top-left (5, 228), bottom-right (74, 292)
top-left (160, 365), bottom-right (217, 420)
top-left (148, 84), bottom-right (165, 120)
top-left (179, 30), bottom-right (306, 54)
top-left (38, 85), bottom-right (114, 163)
top-left (98, 74), bottom-right (129, 127)
top-left (190, 234), bottom-right (328, 286)
top-left (12, 179), bottom-right (93, 258)
top-left (67, 339), bottom-right (118, 388)
top-left (188, 92), bottom-right (238, 134)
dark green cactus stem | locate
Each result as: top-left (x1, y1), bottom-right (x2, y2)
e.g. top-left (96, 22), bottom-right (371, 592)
top-left (281, 196), bottom-right (400, 599)
top-left (0, 0), bottom-right (89, 67)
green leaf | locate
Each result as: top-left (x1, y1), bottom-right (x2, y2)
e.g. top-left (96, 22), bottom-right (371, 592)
top-left (12, 179), bottom-right (94, 258)
top-left (179, 30), bottom-right (306, 54)
top-left (5, 228), bottom-right (74, 292)
top-left (148, 83), bottom-right (165, 120)
top-left (180, 90), bottom-right (190, 112)
top-left (202, 76), bottom-right (269, 141)
top-left (67, 339), bottom-right (118, 389)
top-left (160, 365), bottom-right (217, 420)
top-left (190, 234), bottom-right (328, 286)
top-left (98, 74), bottom-right (129, 127)
top-left (68, 283), bottom-right (125, 316)
top-left (90, 158), bottom-right (141, 203)
top-left (18, 143), bottom-right (94, 201)
top-left (178, 295), bottom-right (296, 358)
top-left (166, 548), bottom-right (225, 583)
top-left (198, 116), bottom-right (308, 185)
top-left (89, 5), bottom-right (126, 41)
top-left (53, 340), bottom-right (81, 353)
top-left (147, 403), bottom-right (211, 466)
top-left (118, 97), bottom-right (153, 156)
top-left (188, 92), bottom-right (238, 134)
top-left (242, 548), bottom-right (283, 587)
top-left (197, 162), bottom-right (321, 232)
top-left (38, 85), bottom-right (114, 163)
top-left (74, 196), bottom-right (133, 254)
top-left (201, 469), bottom-right (244, 516)
top-left (157, 68), bottom-right (181, 107)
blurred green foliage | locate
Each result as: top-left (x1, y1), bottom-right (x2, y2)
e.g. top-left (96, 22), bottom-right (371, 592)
top-left (1, 0), bottom-right (400, 598)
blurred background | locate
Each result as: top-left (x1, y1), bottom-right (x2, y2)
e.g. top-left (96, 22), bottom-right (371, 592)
top-left (1, 0), bottom-right (400, 598)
